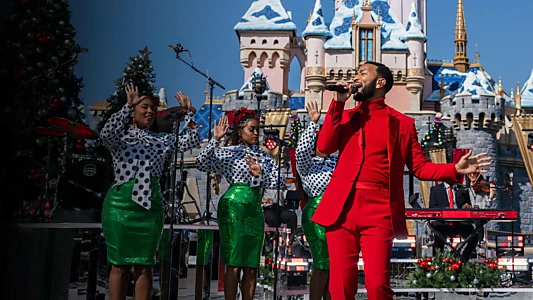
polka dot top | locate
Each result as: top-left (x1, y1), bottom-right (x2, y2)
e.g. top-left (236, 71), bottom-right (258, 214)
top-left (100, 104), bottom-right (201, 210)
top-left (296, 122), bottom-right (338, 198)
top-left (196, 139), bottom-right (285, 189)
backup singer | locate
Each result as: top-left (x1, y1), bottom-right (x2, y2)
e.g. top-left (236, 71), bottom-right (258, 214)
top-left (195, 109), bottom-right (285, 300)
top-left (313, 62), bottom-right (492, 300)
top-left (296, 101), bottom-right (337, 300)
top-left (100, 84), bottom-right (200, 300)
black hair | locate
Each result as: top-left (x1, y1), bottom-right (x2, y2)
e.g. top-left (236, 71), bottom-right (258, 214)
top-left (230, 110), bottom-right (258, 145)
top-left (363, 61), bottom-right (394, 94)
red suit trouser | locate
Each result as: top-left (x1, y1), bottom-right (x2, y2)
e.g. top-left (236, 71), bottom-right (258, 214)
top-left (326, 187), bottom-right (394, 300)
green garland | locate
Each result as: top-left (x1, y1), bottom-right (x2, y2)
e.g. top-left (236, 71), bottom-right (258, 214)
top-left (408, 249), bottom-right (502, 289)
top-left (421, 121), bottom-right (447, 149)
top-left (287, 116), bottom-right (304, 148)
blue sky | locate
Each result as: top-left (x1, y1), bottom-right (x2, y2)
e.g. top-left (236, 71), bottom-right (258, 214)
top-left (69, 0), bottom-right (532, 115)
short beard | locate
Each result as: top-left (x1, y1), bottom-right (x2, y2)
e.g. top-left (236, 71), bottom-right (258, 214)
top-left (353, 78), bottom-right (378, 102)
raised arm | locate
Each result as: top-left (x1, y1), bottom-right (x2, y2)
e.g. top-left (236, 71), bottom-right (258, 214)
top-left (316, 81), bottom-right (352, 154)
top-left (100, 84), bottom-right (141, 150)
top-left (195, 116), bottom-right (230, 173)
top-left (296, 101), bottom-right (321, 176)
top-left (167, 112), bottom-right (201, 153)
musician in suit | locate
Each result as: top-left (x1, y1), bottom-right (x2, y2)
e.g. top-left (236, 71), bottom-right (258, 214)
top-left (429, 182), bottom-right (479, 262)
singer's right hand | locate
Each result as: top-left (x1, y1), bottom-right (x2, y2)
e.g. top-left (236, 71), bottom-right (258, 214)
top-left (214, 115), bottom-right (229, 141)
top-left (335, 81), bottom-right (353, 103)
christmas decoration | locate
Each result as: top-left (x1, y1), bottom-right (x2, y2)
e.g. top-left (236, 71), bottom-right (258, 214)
top-left (287, 115), bottom-right (304, 148)
top-left (1, 0), bottom-right (86, 219)
top-left (408, 249), bottom-right (502, 289)
top-left (91, 47), bottom-right (157, 157)
top-left (420, 114), bottom-right (449, 149)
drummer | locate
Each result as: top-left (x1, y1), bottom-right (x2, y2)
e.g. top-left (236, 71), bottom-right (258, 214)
top-left (100, 84), bottom-right (200, 300)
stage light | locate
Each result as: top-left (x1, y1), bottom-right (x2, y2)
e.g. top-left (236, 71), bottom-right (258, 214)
top-left (265, 137), bottom-right (278, 150)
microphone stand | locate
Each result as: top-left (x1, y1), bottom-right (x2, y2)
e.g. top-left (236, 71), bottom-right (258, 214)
top-left (172, 47), bottom-right (225, 226)
top-left (165, 118), bottom-right (186, 300)
top-left (266, 136), bottom-right (289, 300)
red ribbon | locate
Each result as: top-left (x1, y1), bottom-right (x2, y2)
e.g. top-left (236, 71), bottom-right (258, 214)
top-left (234, 107), bottom-right (257, 126)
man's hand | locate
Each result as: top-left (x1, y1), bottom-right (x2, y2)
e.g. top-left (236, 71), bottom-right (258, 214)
top-left (305, 101), bottom-right (321, 123)
top-left (462, 204), bottom-right (472, 209)
top-left (454, 150), bottom-right (492, 175)
top-left (335, 81), bottom-right (355, 103)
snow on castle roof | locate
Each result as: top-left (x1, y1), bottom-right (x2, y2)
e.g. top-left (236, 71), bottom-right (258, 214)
top-left (234, 0), bottom-right (297, 32)
top-left (455, 69), bottom-right (496, 100)
top-left (302, 0), bottom-right (332, 38)
top-left (324, 0), bottom-right (407, 50)
top-left (401, 1), bottom-right (426, 41)
top-left (520, 69), bottom-right (533, 107)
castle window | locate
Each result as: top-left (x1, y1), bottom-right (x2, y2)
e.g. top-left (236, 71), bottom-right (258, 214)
top-left (359, 29), bottom-right (374, 62)
top-left (337, 70), bottom-right (344, 80)
top-left (251, 39), bottom-right (256, 44)
top-left (274, 40), bottom-right (279, 45)
top-left (397, 71), bottom-right (402, 81)
top-left (262, 39), bottom-right (267, 45)
top-left (329, 70), bottom-right (335, 80)
top-left (347, 70), bottom-right (352, 80)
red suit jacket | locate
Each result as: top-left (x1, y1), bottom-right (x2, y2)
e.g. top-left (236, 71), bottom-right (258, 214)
top-left (312, 100), bottom-right (461, 238)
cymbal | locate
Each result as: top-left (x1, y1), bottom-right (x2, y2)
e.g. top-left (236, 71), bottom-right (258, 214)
top-left (47, 117), bottom-right (98, 140)
top-left (155, 106), bottom-right (185, 133)
top-left (32, 127), bottom-right (66, 137)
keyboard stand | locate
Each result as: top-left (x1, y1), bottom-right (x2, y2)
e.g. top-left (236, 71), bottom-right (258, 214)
top-left (425, 220), bottom-right (487, 260)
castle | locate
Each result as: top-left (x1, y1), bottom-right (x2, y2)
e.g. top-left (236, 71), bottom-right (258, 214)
top-left (89, 0), bottom-right (533, 232)
top-left (210, 0), bottom-right (533, 233)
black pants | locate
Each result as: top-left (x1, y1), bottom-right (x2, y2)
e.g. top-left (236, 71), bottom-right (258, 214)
top-left (263, 205), bottom-right (297, 235)
top-left (432, 222), bottom-right (479, 262)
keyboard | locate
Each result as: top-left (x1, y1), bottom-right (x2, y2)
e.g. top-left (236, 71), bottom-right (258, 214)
top-left (405, 209), bottom-right (518, 221)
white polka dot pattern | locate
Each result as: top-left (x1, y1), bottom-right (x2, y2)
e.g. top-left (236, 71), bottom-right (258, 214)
top-left (100, 104), bottom-right (201, 210)
top-left (296, 122), bottom-right (338, 197)
top-left (196, 139), bottom-right (285, 189)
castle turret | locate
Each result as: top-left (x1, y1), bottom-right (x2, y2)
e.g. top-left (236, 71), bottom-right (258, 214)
top-left (401, 0), bottom-right (426, 111)
top-left (234, 0), bottom-right (297, 95)
top-left (302, 0), bottom-right (331, 108)
top-left (453, 0), bottom-right (469, 73)
top-left (441, 69), bottom-right (504, 186)
top-left (516, 81), bottom-right (522, 115)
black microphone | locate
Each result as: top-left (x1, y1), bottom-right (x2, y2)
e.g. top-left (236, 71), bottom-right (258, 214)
top-left (168, 43), bottom-right (186, 53)
top-left (324, 84), bottom-right (359, 94)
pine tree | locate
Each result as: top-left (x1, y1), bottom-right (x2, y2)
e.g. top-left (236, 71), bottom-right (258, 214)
top-left (0, 0), bottom-right (86, 219)
top-left (91, 47), bottom-right (157, 156)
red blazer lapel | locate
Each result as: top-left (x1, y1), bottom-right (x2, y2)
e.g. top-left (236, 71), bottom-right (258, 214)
top-left (387, 107), bottom-right (400, 168)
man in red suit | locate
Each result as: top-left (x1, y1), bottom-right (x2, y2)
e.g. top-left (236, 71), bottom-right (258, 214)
top-left (312, 61), bottom-right (491, 300)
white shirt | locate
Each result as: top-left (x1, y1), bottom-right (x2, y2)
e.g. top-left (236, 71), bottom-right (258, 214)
top-left (296, 122), bottom-right (338, 198)
top-left (100, 104), bottom-right (201, 209)
top-left (442, 182), bottom-right (458, 209)
top-left (196, 140), bottom-right (285, 189)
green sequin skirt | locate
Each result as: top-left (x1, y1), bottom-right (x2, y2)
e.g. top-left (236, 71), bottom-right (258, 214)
top-left (102, 177), bottom-right (163, 266)
top-left (302, 195), bottom-right (330, 269)
top-left (218, 183), bottom-right (264, 268)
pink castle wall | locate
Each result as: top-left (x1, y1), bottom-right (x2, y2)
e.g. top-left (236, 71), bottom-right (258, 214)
top-left (386, 85), bottom-right (411, 112)
top-left (240, 32), bottom-right (293, 94)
